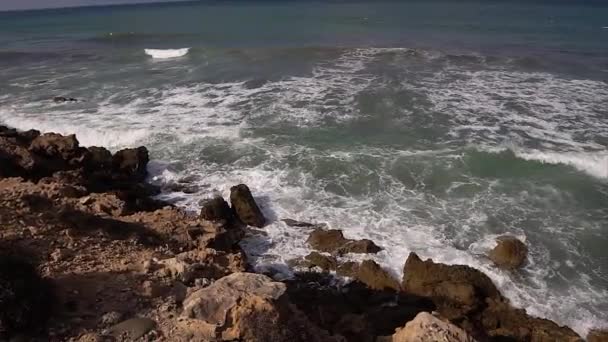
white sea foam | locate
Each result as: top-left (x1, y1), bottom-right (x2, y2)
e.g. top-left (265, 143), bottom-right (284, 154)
top-left (144, 48), bottom-right (190, 59)
top-left (515, 150), bottom-right (608, 179)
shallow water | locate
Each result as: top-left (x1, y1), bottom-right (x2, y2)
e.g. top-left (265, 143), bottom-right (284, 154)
top-left (1, 0), bottom-right (607, 335)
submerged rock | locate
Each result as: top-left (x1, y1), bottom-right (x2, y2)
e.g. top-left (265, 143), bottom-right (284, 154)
top-left (389, 312), bottom-right (476, 342)
top-left (230, 184), bottom-right (266, 228)
top-left (488, 236), bottom-right (528, 269)
top-left (53, 96), bottom-right (78, 103)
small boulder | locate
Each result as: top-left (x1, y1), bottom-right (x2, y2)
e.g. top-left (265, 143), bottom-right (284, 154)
top-left (307, 228), bottom-right (382, 256)
top-left (229, 184), bottom-right (266, 228)
top-left (29, 133), bottom-right (81, 161)
top-left (200, 196), bottom-right (235, 224)
top-left (86, 146), bottom-right (113, 171)
top-left (391, 312), bottom-right (477, 342)
top-left (488, 236), bottom-right (528, 269)
top-left (356, 260), bottom-right (400, 292)
top-left (282, 219), bottom-right (326, 228)
top-left (112, 147), bottom-right (149, 181)
top-left (304, 252), bottom-right (338, 271)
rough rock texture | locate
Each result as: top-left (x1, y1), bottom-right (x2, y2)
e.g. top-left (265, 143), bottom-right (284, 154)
top-left (402, 252), bottom-right (500, 319)
top-left (588, 330), bottom-right (608, 342)
top-left (111, 146), bottom-right (149, 181)
top-left (402, 253), bottom-right (582, 341)
top-left (200, 196), bottom-right (236, 224)
top-left (307, 228), bottom-right (382, 256)
top-left (356, 260), bottom-right (401, 292)
top-left (304, 252), bottom-right (338, 271)
top-left (182, 272), bottom-right (336, 341)
top-left (488, 236), bottom-right (528, 269)
top-left (229, 184), bottom-right (266, 227)
top-left (390, 312), bottom-right (476, 342)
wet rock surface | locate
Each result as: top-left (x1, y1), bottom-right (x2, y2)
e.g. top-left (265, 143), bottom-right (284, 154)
top-left (307, 228), bottom-right (382, 256)
top-left (230, 184), bottom-right (266, 227)
top-left (488, 236), bottom-right (528, 269)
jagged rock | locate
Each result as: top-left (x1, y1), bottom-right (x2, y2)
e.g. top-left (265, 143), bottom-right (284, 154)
top-left (588, 329), bottom-right (608, 342)
top-left (307, 228), bottom-right (382, 256)
top-left (390, 312), bottom-right (476, 342)
top-left (53, 96), bottom-right (78, 103)
top-left (86, 146), bottom-right (113, 171)
top-left (157, 248), bottom-right (246, 284)
top-left (112, 147), bottom-right (149, 181)
top-left (29, 133), bottom-right (83, 162)
top-left (200, 196), bottom-right (236, 224)
top-left (480, 297), bottom-right (582, 341)
top-left (182, 272), bottom-right (336, 341)
top-left (488, 236), bottom-right (528, 269)
top-left (402, 252), bottom-right (500, 319)
top-left (336, 261), bottom-right (360, 277)
top-left (0, 254), bottom-right (52, 339)
top-left (356, 260), bottom-right (401, 292)
top-left (230, 184), bottom-right (266, 227)
top-left (106, 317), bottom-right (156, 340)
top-left (304, 252), bottom-right (337, 271)
top-left (100, 311), bottom-right (123, 326)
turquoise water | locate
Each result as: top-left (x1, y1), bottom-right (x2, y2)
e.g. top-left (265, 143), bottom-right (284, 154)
top-left (1, 0), bottom-right (607, 335)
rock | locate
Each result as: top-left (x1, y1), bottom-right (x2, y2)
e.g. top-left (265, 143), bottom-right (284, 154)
top-left (86, 146), bottom-right (112, 171)
top-left (29, 133), bottom-right (82, 162)
top-left (402, 252), bottom-right (500, 319)
top-left (338, 239), bottom-right (382, 255)
top-left (336, 261), bottom-right (360, 278)
top-left (304, 252), bottom-right (337, 271)
top-left (100, 311), bottom-right (123, 326)
top-left (480, 297), bottom-right (582, 341)
top-left (53, 96), bottom-right (78, 103)
top-left (229, 184), bottom-right (266, 227)
top-left (111, 147), bottom-right (149, 181)
top-left (307, 228), bottom-right (382, 256)
top-left (282, 219), bottom-right (326, 228)
top-left (200, 196), bottom-right (236, 224)
top-left (588, 330), bottom-right (608, 342)
top-left (182, 272), bottom-right (335, 341)
top-left (356, 260), bottom-right (400, 292)
top-left (75, 333), bottom-right (103, 342)
top-left (106, 317), bottom-right (156, 340)
top-left (50, 248), bottom-right (71, 262)
top-left (0, 254), bottom-right (52, 338)
top-left (488, 236), bottom-right (528, 269)
top-left (390, 312), bottom-right (476, 342)
top-left (141, 280), bottom-right (164, 298)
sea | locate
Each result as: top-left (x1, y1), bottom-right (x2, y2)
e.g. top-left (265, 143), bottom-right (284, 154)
top-left (0, 0), bottom-right (607, 335)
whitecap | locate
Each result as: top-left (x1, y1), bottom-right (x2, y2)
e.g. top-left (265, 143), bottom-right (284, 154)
top-left (144, 48), bottom-right (190, 59)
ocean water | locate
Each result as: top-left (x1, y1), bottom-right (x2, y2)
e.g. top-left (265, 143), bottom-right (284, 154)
top-left (1, 0), bottom-right (607, 335)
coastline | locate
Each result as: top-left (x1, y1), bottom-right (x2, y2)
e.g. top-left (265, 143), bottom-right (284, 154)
top-left (0, 125), bottom-right (605, 341)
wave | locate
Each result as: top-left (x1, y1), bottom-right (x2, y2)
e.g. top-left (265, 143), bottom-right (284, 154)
top-left (144, 48), bottom-right (190, 59)
top-left (514, 150), bottom-right (608, 180)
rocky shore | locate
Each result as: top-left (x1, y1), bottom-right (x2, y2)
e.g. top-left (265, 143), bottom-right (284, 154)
top-left (0, 126), bottom-right (605, 342)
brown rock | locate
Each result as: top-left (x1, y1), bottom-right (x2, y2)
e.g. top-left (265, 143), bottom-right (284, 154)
top-left (182, 272), bottom-right (336, 341)
top-left (230, 184), bottom-right (266, 227)
top-left (402, 252), bottom-right (500, 319)
top-left (106, 317), bottom-right (156, 340)
top-left (489, 236), bottom-right (528, 269)
top-left (112, 146), bottom-right (149, 181)
top-left (356, 260), bottom-right (400, 292)
top-left (200, 196), bottom-right (235, 224)
top-left (336, 261), bottom-right (360, 278)
top-left (588, 329), bottom-right (608, 342)
top-left (307, 228), bottom-right (382, 256)
top-left (86, 146), bottom-right (113, 170)
top-left (391, 312), bottom-right (476, 342)
top-left (304, 252), bottom-right (337, 271)
top-left (29, 133), bottom-right (80, 160)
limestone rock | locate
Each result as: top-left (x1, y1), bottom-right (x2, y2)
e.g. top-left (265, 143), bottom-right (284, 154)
top-left (106, 317), bottom-right (156, 340)
top-left (200, 196), bottom-right (236, 224)
top-left (182, 272), bottom-right (336, 341)
top-left (111, 147), bottom-right (149, 181)
top-left (356, 260), bottom-right (401, 292)
top-left (390, 312), bottom-right (476, 342)
top-left (304, 252), bottom-right (337, 271)
top-left (230, 184), bottom-right (266, 227)
top-left (489, 236), bottom-right (528, 269)
top-left (402, 252), bottom-right (500, 319)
